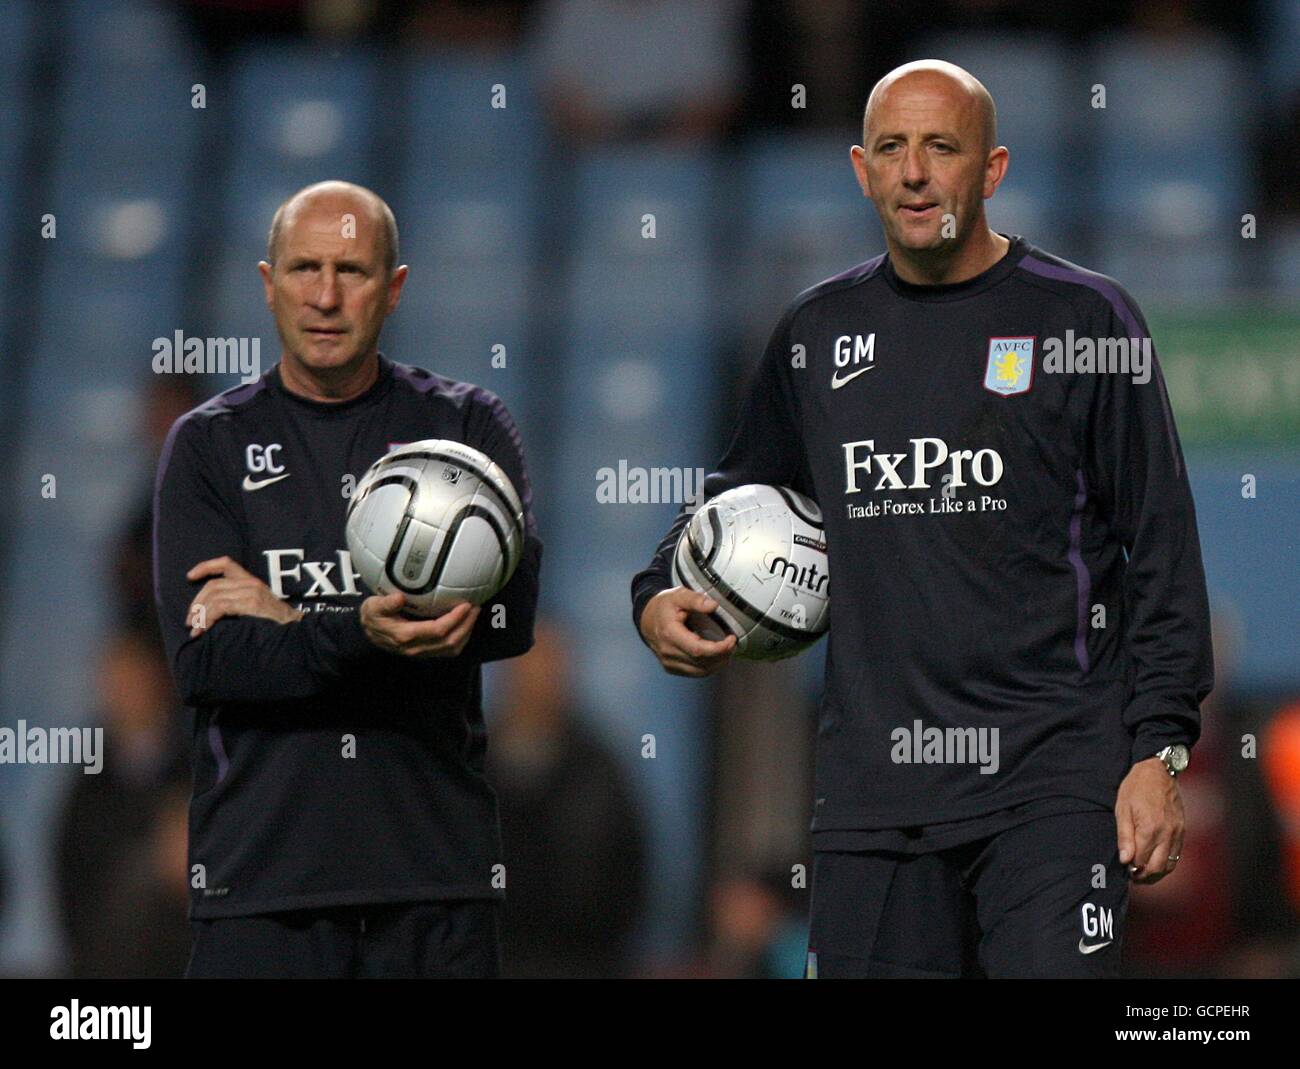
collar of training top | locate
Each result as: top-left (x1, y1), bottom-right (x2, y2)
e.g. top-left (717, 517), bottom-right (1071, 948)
top-left (269, 353), bottom-right (396, 414)
top-left (882, 233), bottom-right (1029, 302)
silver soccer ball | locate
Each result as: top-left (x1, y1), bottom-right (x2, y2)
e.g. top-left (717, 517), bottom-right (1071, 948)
top-left (345, 439), bottom-right (525, 617)
top-left (671, 484), bottom-right (830, 660)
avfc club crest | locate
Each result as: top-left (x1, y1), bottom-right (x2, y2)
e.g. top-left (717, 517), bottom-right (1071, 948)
top-left (984, 336), bottom-right (1035, 396)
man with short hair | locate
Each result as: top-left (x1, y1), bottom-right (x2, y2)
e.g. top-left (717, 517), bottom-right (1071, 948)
top-left (154, 180), bottom-right (542, 977)
top-left (632, 62), bottom-right (1213, 978)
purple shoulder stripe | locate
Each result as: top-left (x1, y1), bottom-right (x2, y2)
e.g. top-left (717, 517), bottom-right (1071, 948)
top-left (1066, 468), bottom-right (1093, 674)
top-left (223, 377), bottom-right (268, 405)
top-left (390, 361), bottom-right (442, 393)
top-left (389, 364), bottom-right (518, 447)
top-left (469, 382), bottom-right (521, 441)
top-left (468, 383), bottom-right (533, 515)
top-left (1021, 252), bottom-right (1182, 476)
top-left (389, 363), bottom-right (534, 519)
top-left (1019, 256), bottom-right (1144, 338)
top-left (822, 253), bottom-right (887, 287)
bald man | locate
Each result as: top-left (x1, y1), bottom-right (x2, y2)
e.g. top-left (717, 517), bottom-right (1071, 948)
top-left (633, 62), bottom-right (1212, 978)
top-left (153, 181), bottom-right (543, 977)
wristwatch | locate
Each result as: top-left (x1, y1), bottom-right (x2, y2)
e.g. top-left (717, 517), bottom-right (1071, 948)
top-left (1154, 744), bottom-right (1190, 777)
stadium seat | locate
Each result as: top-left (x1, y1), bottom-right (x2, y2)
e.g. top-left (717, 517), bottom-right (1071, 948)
top-left (1092, 32), bottom-right (1247, 297)
top-left (385, 51), bottom-right (541, 395)
top-left (400, 50), bottom-right (541, 177)
top-left (545, 145), bottom-right (725, 954)
top-left (0, 0), bottom-right (38, 340)
top-left (206, 43), bottom-right (386, 369)
top-left (0, 0), bottom-right (202, 974)
top-left (1261, 0), bottom-right (1300, 100)
top-left (1187, 460), bottom-right (1300, 690)
top-left (735, 134), bottom-right (872, 344)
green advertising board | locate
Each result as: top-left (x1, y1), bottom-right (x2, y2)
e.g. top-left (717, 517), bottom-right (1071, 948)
top-left (1148, 307), bottom-right (1300, 447)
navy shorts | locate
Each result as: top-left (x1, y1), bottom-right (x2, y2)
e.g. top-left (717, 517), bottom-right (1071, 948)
top-left (808, 811), bottom-right (1129, 978)
top-left (185, 899), bottom-right (500, 979)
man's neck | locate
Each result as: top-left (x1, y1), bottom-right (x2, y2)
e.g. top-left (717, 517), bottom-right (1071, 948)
top-left (889, 228), bottom-right (1011, 286)
top-left (278, 352), bottom-right (380, 403)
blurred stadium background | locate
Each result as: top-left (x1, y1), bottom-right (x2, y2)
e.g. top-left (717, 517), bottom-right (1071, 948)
top-left (0, 0), bottom-right (1296, 978)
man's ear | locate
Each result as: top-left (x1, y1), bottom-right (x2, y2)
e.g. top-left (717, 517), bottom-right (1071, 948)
top-left (850, 145), bottom-right (872, 199)
top-left (258, 260), bottom-right (275, 308)
top-left (983, 146), bottom-right (1010, 200)
top-left (386, 264), bottom-right (409, 313)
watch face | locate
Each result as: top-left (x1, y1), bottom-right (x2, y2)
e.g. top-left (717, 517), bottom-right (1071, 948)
top-left (1168, 745), bottom-right (1190, 772)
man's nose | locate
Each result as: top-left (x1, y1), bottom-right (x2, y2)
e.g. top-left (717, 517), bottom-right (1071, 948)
top-left (310, 270), bottom-right (341, 311)
top-left (902, 146), bottom-right (928, 187)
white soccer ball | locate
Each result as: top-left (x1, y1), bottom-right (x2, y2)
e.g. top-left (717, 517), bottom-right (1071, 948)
top-left (671, 484), bottom-right (830, 661)
top-left (345, 439), bottom-right (525, 617)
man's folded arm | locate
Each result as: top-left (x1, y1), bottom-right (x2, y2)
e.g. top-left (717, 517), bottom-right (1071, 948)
top-left (152, 416), bottom-right (379, 706)
top-left (170, 612), bottom-right (378, 706)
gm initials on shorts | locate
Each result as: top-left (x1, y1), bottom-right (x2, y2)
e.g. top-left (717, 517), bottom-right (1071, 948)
top-left (1081, 902), bottom-right (1113, 940)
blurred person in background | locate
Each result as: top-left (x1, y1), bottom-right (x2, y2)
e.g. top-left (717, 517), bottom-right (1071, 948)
top-left (56, 629), bottom-right (187, 977)
top-left (112, 376), bottom-right (205, 645)
top-left (180, 0), bottom-right (385, 50)
top-left (399, 0), bottom-right (538, 48)
top-left (487, 619), bottom-right (646, 977)
top-left (708, 869), bottom-right (807, 979)
top-left (532, 0), bottom-right (743, 145)
top-left (1243, 695), bottom-right (1300, 976)
top-left (741, 1), bottom-right (900, 134)
top-left (1121, 611), bottom-right (1300, 978)
top-left (84, 781), bottom-right (193, 979)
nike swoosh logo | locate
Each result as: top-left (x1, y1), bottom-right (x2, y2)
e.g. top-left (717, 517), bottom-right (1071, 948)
top-left (830, 365), bottom-right (875, 389)
top-left (242, 473), bottom-right (291, 492)
top-left (1078, 939), bottom-right (1113, 954)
